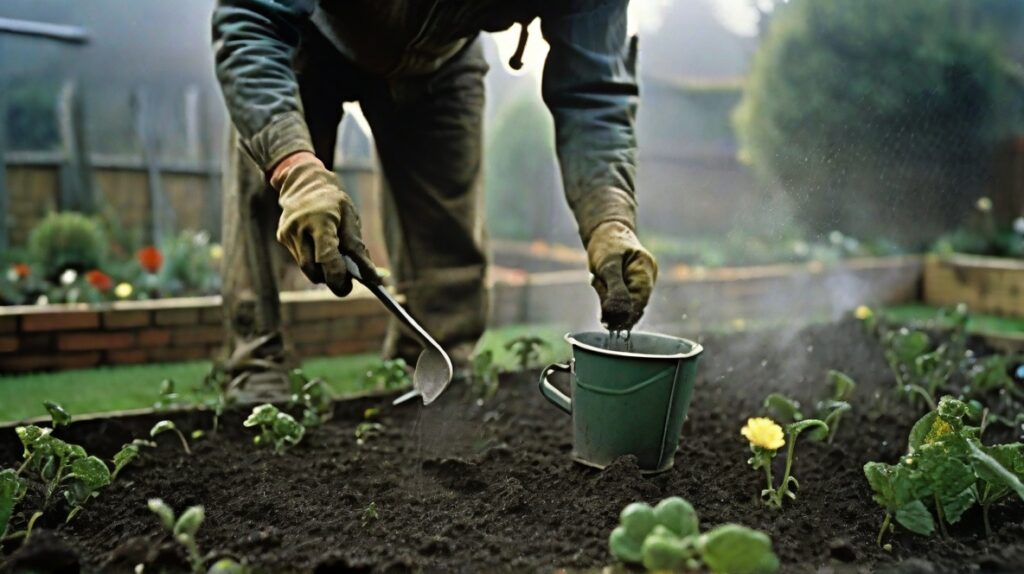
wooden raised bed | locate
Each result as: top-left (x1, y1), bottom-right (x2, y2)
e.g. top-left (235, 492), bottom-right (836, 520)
top-left (924, 254), bottom-right (1024, 319)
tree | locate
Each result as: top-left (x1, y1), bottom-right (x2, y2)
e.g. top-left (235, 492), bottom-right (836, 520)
top-left (734, 0), bottom-right (1024, 246)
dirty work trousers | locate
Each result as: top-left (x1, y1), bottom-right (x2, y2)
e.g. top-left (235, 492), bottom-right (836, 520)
top-left (222, 32), bottom-right (490, 366)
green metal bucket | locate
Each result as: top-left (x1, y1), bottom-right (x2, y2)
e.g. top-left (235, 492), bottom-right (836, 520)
top-left (539, 331), bottom-right (703, 473)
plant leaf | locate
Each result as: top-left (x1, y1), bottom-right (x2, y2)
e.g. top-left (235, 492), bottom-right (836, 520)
top-left (43, 401), bottom-right (72, 428)
top-left (0, 469), bottom-right (26, 537)
top-left (609, 525), bottom-right (644, 564)
top-left (150, 420), bottom-right (176, 437)
top-left (70, 456), bottom-right (111, 490)
top-left (894, 500), bottom-right (935, 536)
top-left (827, 370), bottom-right (856, 402)
top-left (148, 498), bottom-right (175, 531)
top-left (174, 505), bottom-right (204, 537)
top-left (698, 523), bottom-right (779, 574)
top-left (618, 502), bottom-right (656, 541)
top-left (762, 393), bottom-right (802, 423)
top-left (243, 404), bottom-right (280, 427)
top-left (654, 496), bottom-right (699, 538)
top-left (967, 441), bottom-right (1024, 502)
top-left (112, 444), bottom-right (140, 479)
top-left (785, 419), bottom-right (828, 440)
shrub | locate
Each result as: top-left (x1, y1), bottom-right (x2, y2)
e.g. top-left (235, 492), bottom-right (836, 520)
top-left (28, 212), bottom-right (108, 279)
top-left (734, 0), bottom-right (1024, 246)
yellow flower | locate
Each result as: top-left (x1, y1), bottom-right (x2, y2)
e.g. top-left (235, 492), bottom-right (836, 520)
top-left (742, 417), bottom-right (785, 451)
top-left (854, 305), bottom-right (873, 320)
top-left (209, 244), bottom-right (224, 261)
top-left (114, 282), bottom-right (133, 299)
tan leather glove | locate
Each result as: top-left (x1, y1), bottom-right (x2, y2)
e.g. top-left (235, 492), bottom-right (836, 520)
top-left (587, 221), bottom-right (658, 331)
top-left (272, 154), bottom-right (380, 296)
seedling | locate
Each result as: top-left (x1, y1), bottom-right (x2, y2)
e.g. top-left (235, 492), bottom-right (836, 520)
top-left (154, 378), bottom-right (182, 411)
top-left (243, 404), bottom-right (305, 454)
top-left (878, 305), bottom-right (969, 409)
top-left (743, 417), bottom-right (828, 508)
top-left (864, 396), bottom-right (1024, 544)
top-left (609, 496), bottom-right (778, 573)
top-left (147, 498), bottom-right (224, 573)
top-left (289, 369), bottom-right (333, 427)
top-left (111, 443), bottom-right (140, 480)
top-left (360, 359), bottom-right (411, 391)
top-left (761, 371), bottom-right (854, 444)
top-left (15, 425), bottom-right (110, 516)
top-left (151, 420), bottom-right (192, 455)
top-left (362, 502), bottom-right (379, 525)
top-left (504, 336), bottom-right (548, 371)
top-left (0, 469), bottom-right (27, 540)
top-left (468, 350), bottom-right (500, 402)
top-left (43, 401), bottom-right (71, 428)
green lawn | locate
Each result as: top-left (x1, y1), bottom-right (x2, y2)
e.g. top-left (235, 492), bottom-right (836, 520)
top-left (0, 324), bottom-right (570, 423)
top-left (880, 303), bottom-right (1024, 335)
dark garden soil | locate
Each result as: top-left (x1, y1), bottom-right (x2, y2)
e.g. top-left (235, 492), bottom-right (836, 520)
top-left (2, 318), bottom-right (1023, 573)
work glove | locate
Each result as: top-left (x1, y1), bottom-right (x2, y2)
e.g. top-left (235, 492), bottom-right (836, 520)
top-left (586, 221), bottom-right (658, 331)
top-left (272, 157), bottom-right (380, 296)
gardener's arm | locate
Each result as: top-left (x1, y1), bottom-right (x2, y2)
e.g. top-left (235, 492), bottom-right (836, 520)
top-left (212, 0), bottom-right (379, 294)
top-left (540, 0), bottom-right (657, 330)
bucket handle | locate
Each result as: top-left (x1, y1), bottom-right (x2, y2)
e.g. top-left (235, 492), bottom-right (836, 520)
top-left (576, 366), bottom-right (676, 396)
top-left (539, 363), bottom-right (573, 414)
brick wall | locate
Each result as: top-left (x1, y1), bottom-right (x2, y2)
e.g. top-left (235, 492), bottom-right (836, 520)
top-left (0, 290), bottom-right (389, 374)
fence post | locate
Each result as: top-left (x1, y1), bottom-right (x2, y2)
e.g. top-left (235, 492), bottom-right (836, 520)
top-left (0, 59), bottom-right (8, 253)
top-left (57, 80), bottom-right (95, 213)
top-left (183, 85), bottom-right (223, 239)
top-left (132, 88), bottom-right (173, 244)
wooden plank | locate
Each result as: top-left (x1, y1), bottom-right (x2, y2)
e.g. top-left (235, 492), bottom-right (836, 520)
top-left (56, 80), bottom-right (95, 213)
top-left (923, 255), bottom-right (1024, 318)
top-left (131, 88), bottom-right (174, 243)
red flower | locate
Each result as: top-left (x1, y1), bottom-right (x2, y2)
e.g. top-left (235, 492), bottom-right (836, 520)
top-left (12, 263), bottom-right (30, 279)
top-left (137, 246), bottom-right (163, 273)
top-left (85, 269), bottom-right (113, 292)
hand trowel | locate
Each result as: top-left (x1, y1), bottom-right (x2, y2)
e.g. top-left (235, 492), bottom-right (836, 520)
top-left (343, 256), bottom-right (453, 406)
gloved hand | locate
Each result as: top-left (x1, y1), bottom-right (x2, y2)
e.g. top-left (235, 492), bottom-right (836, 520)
top-left (586, 221), bottom-right (658, 331)
top-left (271, 154), bottom-right (380, 296)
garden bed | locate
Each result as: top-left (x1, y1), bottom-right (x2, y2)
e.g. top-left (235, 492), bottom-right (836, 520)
top-left (2, 319), bottom-right (1022, 573)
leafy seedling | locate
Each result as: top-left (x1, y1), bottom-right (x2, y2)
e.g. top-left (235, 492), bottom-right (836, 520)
top-left (111, 443), bottom-right (141, 481)
top-left (468, 350), bottom-right (500, 402)
top-left (289, 369), bottom-right (333, 427)
top-left (151, 420), bottom-right (192, 455)
top-left (355, 422), bottom-right (384, 446)
top-left (15, 425), bottom-right (109, 515)
top-left (362, 502), bottom-right (379, 525)
top-left (243, 404), bottom-right (305, 454)
top-left (743, 417), bottom-right (828, 508)
top-left (609, 496), bottom-right (778, 573)
top-left (808, 370), bottom-right (855, 443)
top-left (148, 498), bottom-right (219, 573)
top-left (762, 393), bottom-right (802, 424)
top-left (504, 336), bottom-right (549, 371)
top-left (360, 359), bottom-right (411, 391)
top-left (43, 401), bottom-right (71, 428)
top-left (154, 378), bottom-right (182, 411)
top-left (0, 469), bottom-right (27, 540)
top-left (864, 396), bottom-right (1024, 544)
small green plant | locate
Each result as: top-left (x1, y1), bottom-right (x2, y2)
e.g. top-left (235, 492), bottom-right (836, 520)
top-left (289, 369), bottom-right (333, 427)
top-left (864, 396), bottom-right (1024, 545)
top-left (15, 425), bottom-right (111, 517)
top-left (111, 443), bottom-right (141, 480)
top-left (27, 212), bottom-right (108, 279)
top-left (147, 498), bottom-right (236, 573)
top-left (504, 336), bottom-right (548, 371)
top-left (243, 404), bottom-right (305, 454)
top-left (360, 359), bottom-right (411, 391)
top-left (151, 420), bottom-right (192, 455)
top-left (362, 502), bottom-right (379, 525)
top-left (742, 417), bottom-right (828, 508)
top-left (608, 496), bottom-right (779, 573)
top-left (43, 401), bottom-right (71, 428)
top-left (468, 350), bottom-right (500, 402)
top-left (761, 370), bottom-right (855, 444)
top-left (154, 378), bottom-right (183, 411)
top-left (879, 305), bottom-right (969, 409)
top-left (0, 469), bottom-right (27, 540)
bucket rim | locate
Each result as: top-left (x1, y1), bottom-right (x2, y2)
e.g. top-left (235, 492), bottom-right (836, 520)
top-left (565, 331), bottom-right (703, 361)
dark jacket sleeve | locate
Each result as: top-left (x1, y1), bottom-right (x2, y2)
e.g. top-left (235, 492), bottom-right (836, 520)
top-left (212, 0), bottom-right (316, 172)
top-left (540, 0), bottom-right (639, 245)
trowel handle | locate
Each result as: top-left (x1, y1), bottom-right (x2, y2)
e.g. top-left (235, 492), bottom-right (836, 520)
top-left (539, 362), bottom-right (573, 414)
